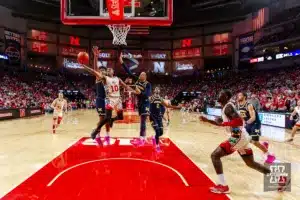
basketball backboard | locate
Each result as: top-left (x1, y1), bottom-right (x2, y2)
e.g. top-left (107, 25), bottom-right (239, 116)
top-left (61, 0), bottom-right (173, 26)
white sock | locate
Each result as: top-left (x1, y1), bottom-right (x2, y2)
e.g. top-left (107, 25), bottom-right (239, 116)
top-left (106, 132), bottom-right (110, 137)
top-left (140, 136), bottom-right (145, 140)
top-left (95, 134), bottom-right (100, 138)
top-left (218, 174), bottom-right (226, 186)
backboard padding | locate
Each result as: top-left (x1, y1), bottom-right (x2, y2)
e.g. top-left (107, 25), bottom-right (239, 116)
top-left (61, 0), bottom-right (173, 26)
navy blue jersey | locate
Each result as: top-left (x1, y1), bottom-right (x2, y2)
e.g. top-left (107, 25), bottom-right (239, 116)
top-left (136, 80), bottom-right (151, 105)
top-left (95, 80), bottom-right (106, 99)
top-left (121, 63), bottom-right (151, 107)
top-left (150, 95), bottom-right (164, 116)
top-left (237, 102), bottom-right (261, 125)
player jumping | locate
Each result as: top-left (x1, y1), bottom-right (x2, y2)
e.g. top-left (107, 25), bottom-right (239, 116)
top-left (93, 47), bottom-right (111, 143)
top-left (286, 99), bottom-right (300, 142)
top-left (120, 52), bottom-right (152, 146)
top-left (237, 92), bottom-right (276, 163)
top-left (51, 93), bottom-right (68, 134)
top-left (200, 90), bottom-right (272, 194)
top-left (81, 62), bottom-right (131, 145)
top-left (150, 87), bottom-right (180, 152)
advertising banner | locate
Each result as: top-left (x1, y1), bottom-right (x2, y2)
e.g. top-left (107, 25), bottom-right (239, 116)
top-left (0, 108), bottom-right (43, 121)
top-left (60, 46), bottom-right (87, 57)
top-left (147, 51), bottom-right (171, 60)
top-left (206, 107), bottom-right (288, 128)
top-left (4, 30), bottom-right (21, 64)
top-left (239, 33), bottom-right (254, 62)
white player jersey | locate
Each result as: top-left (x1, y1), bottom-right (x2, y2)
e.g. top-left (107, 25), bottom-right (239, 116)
top-left (106, 76), bottom-right (120, 98)
top-left (52, 98), bottom-right (67, 117)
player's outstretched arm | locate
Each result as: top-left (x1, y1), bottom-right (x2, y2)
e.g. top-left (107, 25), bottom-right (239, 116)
top-left (118, 78), bottom-right (134, 93)
top-left (199, 115), bottom-right (223, 126)
top-left (92, 46), bottom-right (100, 71)
top-left (81, 64), bottom-right (104, 80)
top-left (119, 52), bottom-right (139, 81)
top-left (162, 100), bottom-right (181, 109)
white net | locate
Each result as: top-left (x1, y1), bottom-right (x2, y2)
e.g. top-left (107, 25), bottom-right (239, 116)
top-left (107, 24), bottom-right (131, 46)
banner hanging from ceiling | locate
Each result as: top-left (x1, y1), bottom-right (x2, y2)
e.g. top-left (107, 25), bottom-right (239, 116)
top-left (4, 30), bottom-right (21, 65)
top-left (239, 33), bottom-right (254, 62)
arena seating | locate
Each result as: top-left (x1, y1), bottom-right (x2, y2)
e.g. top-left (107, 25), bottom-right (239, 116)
top-left (183, 66), bottom-right (300, 112)
top-left (1, 66), bottom-right (300, 114)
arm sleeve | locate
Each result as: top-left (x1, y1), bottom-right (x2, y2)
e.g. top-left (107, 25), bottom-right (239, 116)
top-left (121, 63), bottom-right (138, 81)
top-left (140, 83), bottom-right (151, 98)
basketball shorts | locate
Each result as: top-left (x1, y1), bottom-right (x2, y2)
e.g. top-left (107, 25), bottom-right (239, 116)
top-left (96, 97), bottom-right (106, 116)
top-left (245, 122), bottom-right (261, 141)
top-left (138, 100), bottom-right (150, 116)
top-left (150, 114), bottom-right (163, 129)
top-left (53, 111), bottom-right (63, 118)
top-left (105, 97), bottom-right (123, 111)
top-left (220, 130), bottom-right (252, 156)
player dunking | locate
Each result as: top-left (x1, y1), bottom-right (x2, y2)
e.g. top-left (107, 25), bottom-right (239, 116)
top-left (150, 87), bottom-right (180, 152)
top-left (200, 90), bottom-right (271, 194)
top-left (81, 61), bottom-right (131, 145)
top-left (286, 99), bottom-right (300, 142)
top-left (93, 47), bottom-right (111, 143)
top-left (120, 52), bottom-right (152, 146)
top-left (51, 93), bottom-right (67, 134)
top-left (237, 92), bottom-right (276, 163)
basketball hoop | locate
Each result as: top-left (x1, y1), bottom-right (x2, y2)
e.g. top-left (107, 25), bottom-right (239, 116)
top-left (107, 24), bottom-right (131, 46)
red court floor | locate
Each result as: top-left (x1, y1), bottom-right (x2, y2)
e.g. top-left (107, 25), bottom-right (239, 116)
top-left (1, 137), bottom-right (230, 200)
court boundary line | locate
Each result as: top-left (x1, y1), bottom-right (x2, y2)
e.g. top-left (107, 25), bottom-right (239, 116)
top-left (47, 157), bottom-right (189, 187)
top-left (0, 138), bottom-right (81, 199)
top-left (171, 139), bottom-right (233, 200)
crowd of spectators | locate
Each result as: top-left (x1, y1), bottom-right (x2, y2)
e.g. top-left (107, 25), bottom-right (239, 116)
top-left (1, 66), bottom-right (300, 114)
top-left (182, 66), bottom-right (300, 113)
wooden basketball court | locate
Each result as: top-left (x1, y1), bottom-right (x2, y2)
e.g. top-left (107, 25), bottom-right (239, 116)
top-left (0, 110), bottom-right (299, 199)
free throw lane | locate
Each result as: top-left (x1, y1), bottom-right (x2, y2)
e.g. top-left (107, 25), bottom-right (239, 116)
top-left (2, 137), bottom-right (230, 200)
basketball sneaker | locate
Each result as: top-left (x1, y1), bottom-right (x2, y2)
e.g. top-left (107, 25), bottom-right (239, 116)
top-left (130, 138), bottom-right (145, 147)
top-left (155, 145), bottom-right (162, 153)
top-left (104, 135), bottom-right (110, 145)
top-left (210, 185), bottom-right (230, 194)
top-left (94, 137), bottom-right (103, 146)
top-left (265, 154), bottom-right (276, 164)
top-left (277, 176), bottom-right (291, 192)
top-left (262, 141), bottom-right (276, 163)
top-left (285, 138), bottom-right (294, 142)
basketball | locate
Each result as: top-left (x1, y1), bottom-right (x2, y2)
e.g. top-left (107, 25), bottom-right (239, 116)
top-left (77, 52), bottom-right (89, 65)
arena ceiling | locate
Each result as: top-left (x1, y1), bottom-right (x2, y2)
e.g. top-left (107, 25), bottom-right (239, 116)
top-left (1, 0), bottom-right (270, 27)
